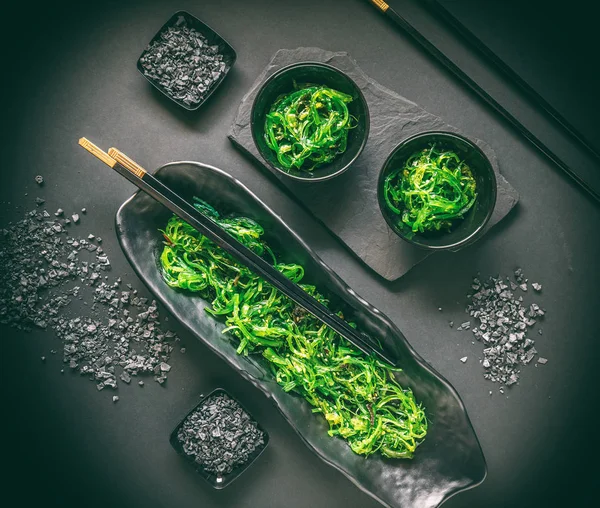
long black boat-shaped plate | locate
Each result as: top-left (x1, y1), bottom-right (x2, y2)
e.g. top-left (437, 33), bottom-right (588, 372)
top-left (115, 162), bottom-right (486, 508)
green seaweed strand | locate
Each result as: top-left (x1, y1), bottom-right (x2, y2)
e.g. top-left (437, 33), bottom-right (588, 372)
top-left (384, 144), bottom-right (478, 233)
top-left (159, 199), bottom-right (427, 459)
top-left (264, 85), bottom-right (355, 172)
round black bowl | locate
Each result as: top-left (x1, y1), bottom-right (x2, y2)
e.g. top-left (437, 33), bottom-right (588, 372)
top-left (251, 62), bottom-right (370, 182)
top-left (378, 131), bottom-right (497, 250)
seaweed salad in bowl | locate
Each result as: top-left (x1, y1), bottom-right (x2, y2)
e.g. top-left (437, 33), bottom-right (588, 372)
top-left (263, 86), bottom-right (355, 172)
top-left (378, 131), bottom-right (497, 251)
top-left (159, 197), bottom-right (427, 459)
top-left (251, 63), bottom-right (369, 182)
top-left (116, 161), bottom-right (486, 507)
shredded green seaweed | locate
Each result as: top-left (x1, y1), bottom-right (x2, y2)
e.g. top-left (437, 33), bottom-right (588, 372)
top-left (159, 198), bottom-right (427, 459)
top-left (383, 144), bottom-right (477, 233)
top-left (264, 85), bottom-right (354, 171)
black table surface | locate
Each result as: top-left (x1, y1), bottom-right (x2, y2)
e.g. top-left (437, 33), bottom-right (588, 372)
top-left (439, 0), bottom-right (600, 151)
top-left (2, 1), bottom-right (598, 507)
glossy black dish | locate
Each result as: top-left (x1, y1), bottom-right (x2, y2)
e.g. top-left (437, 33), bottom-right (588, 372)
top-left (378, 131), bottom-right (497, 250)
top-left (169, 388), bottom-right (269, 489)
top-left (137, 11), bottom-right (236, 111)
top-left (115, 161), bottom-right (486, 508)
top-left (250, 62), bottom-right (370, 182)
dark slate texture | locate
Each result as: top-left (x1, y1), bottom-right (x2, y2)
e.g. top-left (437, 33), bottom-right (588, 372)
top-left (229, 47), bottom-right (519, 281)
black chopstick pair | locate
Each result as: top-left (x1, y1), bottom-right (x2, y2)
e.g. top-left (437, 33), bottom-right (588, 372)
top-left (78, 138), bottom-right (397, 367)
top-left (367, 0), bottom-right (600, 203)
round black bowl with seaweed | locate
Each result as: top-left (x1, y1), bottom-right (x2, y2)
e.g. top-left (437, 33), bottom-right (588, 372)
top-left (378, 132), bottom-right (497, 250)
top-left (251, 63), bottom-right (369, 182)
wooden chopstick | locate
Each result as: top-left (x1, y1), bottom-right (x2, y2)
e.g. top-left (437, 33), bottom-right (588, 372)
top-left (79, 138), bottom-right (397, 367)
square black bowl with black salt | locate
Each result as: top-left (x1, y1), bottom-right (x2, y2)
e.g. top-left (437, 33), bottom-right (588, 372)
top-left (137, 11), bottom-right (236, 111)
top-left (169, 388), bottom-right (269, 489)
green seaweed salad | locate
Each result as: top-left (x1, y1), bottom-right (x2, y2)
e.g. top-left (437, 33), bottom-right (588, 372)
top-left (159, 199), bottom-right (427, 459)
top-left (264, 85), bottom-right (355, 171)
top-left (383, 144), bottom-right (477, 233)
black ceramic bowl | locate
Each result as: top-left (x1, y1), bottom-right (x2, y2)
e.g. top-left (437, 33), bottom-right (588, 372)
top-left (251, 62), bottom-right (370, 182)
top-left (169, 388), bottom-right (269, 489)
top-left (137, 11), bottom-right (236, 111)
top-left (378, 131), bottom-right (497, 250)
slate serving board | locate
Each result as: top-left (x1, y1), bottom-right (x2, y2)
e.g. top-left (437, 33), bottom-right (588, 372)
top-left (229, 47), bottom-right (519, 281)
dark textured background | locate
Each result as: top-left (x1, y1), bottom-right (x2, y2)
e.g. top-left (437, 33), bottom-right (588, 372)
top-left (439, 0), bottom-right (600, 151)
top-left (1, 0), bottom-right (598, 507)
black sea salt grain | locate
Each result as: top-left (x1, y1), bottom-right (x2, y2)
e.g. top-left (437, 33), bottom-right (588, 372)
top-left (464, 270), bottom-right (547, 389)
top-left (139, 23), bottom-right (227, 107)
top-left (176, 393), bottom-right (265, 477)
top-left (0, 206), bottom-right (181, 392)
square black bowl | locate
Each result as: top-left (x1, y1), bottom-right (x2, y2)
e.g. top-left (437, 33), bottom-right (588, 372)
top-left (169, 388), bottom-right (269, 489)
top-left (137, 11), bottom-right (236, 111)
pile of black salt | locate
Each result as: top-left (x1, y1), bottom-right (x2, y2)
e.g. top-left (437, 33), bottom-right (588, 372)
top-left (139, 23), bottom-right (227, 106)
top-left (0, 201), bottom-right (181, 396)
top-left (456, 269), bottom-right (547, 393)
top-left (177, 393), bottom-right (266, 479)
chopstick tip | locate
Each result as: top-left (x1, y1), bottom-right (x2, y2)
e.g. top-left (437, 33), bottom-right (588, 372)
top-left (370, 0), bottom-right (389, 13)
top-left (107, 147), bottom-right (147, 178)
top-left (78, 137), bottom-right (117, 168)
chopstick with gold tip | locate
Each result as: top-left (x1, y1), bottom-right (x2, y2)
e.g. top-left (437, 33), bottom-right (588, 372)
top-left (366, 0), bottom-right (599, 203)
top-left (78, 138), bottom-right (397, 367)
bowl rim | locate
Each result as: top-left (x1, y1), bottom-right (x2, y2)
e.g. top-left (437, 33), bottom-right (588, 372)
top-left (377, 130), bottom-right (498, 250)
top-left (250, 61), bottom-right (370, 182)
top-left (137, 10), bottom-right (237, 112)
